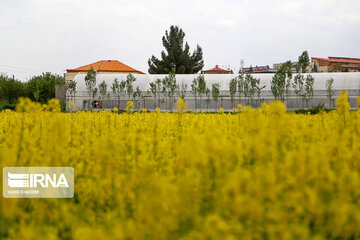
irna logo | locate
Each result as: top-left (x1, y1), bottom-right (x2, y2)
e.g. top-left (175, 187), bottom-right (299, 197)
top-left (8, 172), bottom-right (69, 188)
top-left (3, 167), bottom-right (74, 198)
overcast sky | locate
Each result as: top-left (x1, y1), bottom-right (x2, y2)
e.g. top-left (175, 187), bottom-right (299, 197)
top-left (1, 0), bottom-right (359, 81)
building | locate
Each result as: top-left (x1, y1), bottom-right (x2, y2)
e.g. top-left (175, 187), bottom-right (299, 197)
top-left (273, 62), bottom-right (298, 72)
top-left (241, 65), bottom-right (276, 74)
top-left (65, 60), bottom-right (144, 83)
top-left (202, 65), bottom-right (233, 74)
top-left (311, 57), bottom-right (360, 72)
top-left (68, 72), bottom-right (360, 111)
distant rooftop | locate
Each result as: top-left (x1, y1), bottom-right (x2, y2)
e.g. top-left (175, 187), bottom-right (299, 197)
top-left (202, 65), bottom-right (233, 74)
top-left (67, 60), bottom-right (144, 74)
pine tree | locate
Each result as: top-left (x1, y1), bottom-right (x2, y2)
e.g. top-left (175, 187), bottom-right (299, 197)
top-left (148, 26), bottom-right (204, 74)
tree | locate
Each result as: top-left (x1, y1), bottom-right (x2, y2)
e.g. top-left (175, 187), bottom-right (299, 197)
top-left (162, 68), bottom-right (177, 110)
top-left (229, 77), bottom-right (237, 108)
top-left (254, 77), bottom-right (265, 105)
top-left (68, 80), bottom-right (77, 103)
top-left (191, 77), bottom-right (198, 112)
top-left (304, 75), bottom-right (315, 107)
top-left (292, 74), bottom-right (304, 108)
top-left (0, 74), bottom-right (25, 103)
top-left (326, 78), bottom-right (335, 108)
top-left (177, 82), bottom-right (188, 100)
top-left (197, 75), bottom-right (206, 111)
top-left (148, 25), bottom-right (204, 74)
top-left (111, 78), bottom-right (120, 107)
top-left (237, 74), bottom-right (245, 104)
top-left (26, 72), bottom-right (64, 103)
top-left (312, 63), bottom-right (318, 73)
top-left (126, 74), bottom-right (136, 101)
top-left (212, 83), bottom-right (220, 111)
top-left (205, 87), bottom-right (211, 111)
top-left (296, 51), bottom-right (310, 73)
top-left (133, 86), bottom-right (142, 110)
top-left (99, 80), bottom-right (107, 104)
top-left (149, 82), bottom-right (157, 109)
top-left (85, 68), bottom-right (97, 109)
top-left (271, 61), bottom-right (292, 101)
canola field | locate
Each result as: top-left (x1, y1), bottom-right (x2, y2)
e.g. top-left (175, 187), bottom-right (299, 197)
top-left (1, 93), bottom-right (360, 239)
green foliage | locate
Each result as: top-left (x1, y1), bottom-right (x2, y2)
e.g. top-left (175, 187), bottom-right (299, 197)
top-left (177, 82), bottom-right (188, 100)
top-left (26, 72), bottom-right (64, 103)
top-left (229, 77), bottom-right (237, 99)
top-left (0, 101), bottom-right (16, 111)
top-left (237, 74), bottom-right (245, 102)
top-left (304, 75), bottom-right (315, 105)
top-left (68, 80), bottom-right (77, 101)
top-left (99, 80), bottom-right (107, 100)
top-left (296, 51), bottom-right (310, 73)
top-left (126, 73), bottom-right (136, 98)
top-left (312, 62), bottom-right (318, 73)
top-left (161, 68), bottom-right (177, 110)
top-left (0, 74), bottom-right (25, 103)
top-left (326, 78), bottom-right (335, 108)
top-left (211, 83), bottom-right (220, 102)
top-left (84, 68), bottom-right (97, 102)
top-left (294, 103), bottom-right (331, 115)
top-left (148, 25), bottom-right (204, 74)
top-left (271, 61), bottom-right (292, 101)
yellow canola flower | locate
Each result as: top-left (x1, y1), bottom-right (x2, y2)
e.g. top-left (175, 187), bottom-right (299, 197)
top-left (176, 98), bottom-right (188, 112)
top-left (126, 101), bottom-right (134, 112)
top-left (0, 94), bottom-right (358, 240)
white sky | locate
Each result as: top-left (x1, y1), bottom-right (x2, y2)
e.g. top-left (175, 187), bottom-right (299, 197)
top-left (1, 0), bottom-right (359, 81)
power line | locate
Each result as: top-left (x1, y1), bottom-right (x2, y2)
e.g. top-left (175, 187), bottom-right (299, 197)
top-left (0, 64), bottom-right (41, 73)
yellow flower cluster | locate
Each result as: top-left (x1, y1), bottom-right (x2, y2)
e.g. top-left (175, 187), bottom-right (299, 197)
top-left (1, 93), bottom-right (360, 239)
top-left (176, 98), bottom-right (188, 112)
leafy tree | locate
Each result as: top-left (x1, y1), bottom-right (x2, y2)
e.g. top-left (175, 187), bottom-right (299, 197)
top-left (296, 51), bottom-right (310, 73)
top-left (247, 74), bottom-right (258, 104)
top-left (132, 86), bottom-right (142, 109)
top-left (237, 74), bottom-right (245, 104)
top-left (205, 87), bottom-right (211, 111)
top-left (126, 74), bottom-right (136, 101)
top-left (304, 75), bottom-right (315, 107)
top-left (191, 77), bottom-right (198, 111)
top-left (68, 80), bottom-right (77, 103)
top-left (254, 77), bottom-right (265, 105)
top-left (292, 74), bottom-right (304, 107)
top-left (161, 68), bottom-right (177, 110)
top-left (149, 82), bottom-right (157, 109)
top-left (0, 74), bottom-right (25, 103)
top-left (326, 78), bottom-right (335, 108)
top-left (148, 25), bottom-right (204, 74)
top-left (84, 68), bottom-right (97, 108)
top-left (177, 82), bottom-right (188, 100)
top-left (229, 77), bottom-right (237, 108)
top-left (312, 62), bottom-right (318, 73)
top-left (111, 78), bottom-right (120, 107)
top-left (212, 83), bottom-right (220, 111)
top-left (197, 75), bottom-right (206, 111)
top-left (271, 61), bottom-right (292, 101)
top-left (99, 81), bottom-right (107, 103)
top-left (155, 79), bottom-right (162, 108)
top-left (26, 72), bottom-right (64, 103)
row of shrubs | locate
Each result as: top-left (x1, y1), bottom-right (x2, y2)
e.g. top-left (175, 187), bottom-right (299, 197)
top-left (0, 73), bottom-right (64, 109)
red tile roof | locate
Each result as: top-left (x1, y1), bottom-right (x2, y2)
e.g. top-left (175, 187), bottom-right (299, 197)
top-left (203, 65), bottom-right (233, 73)
top-left (67, 60), bottom-right (144, 74)
top-left (312, 57), bottom-right (360, 64)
